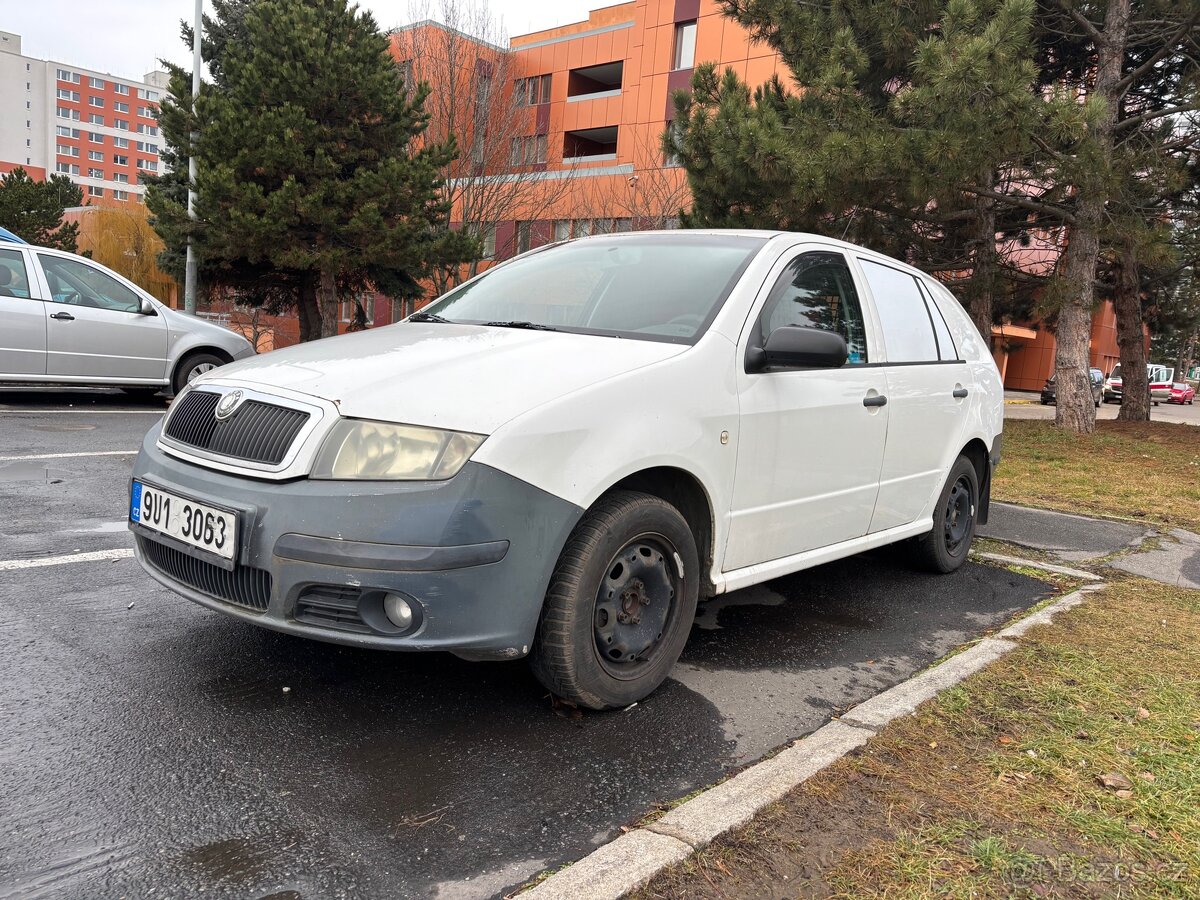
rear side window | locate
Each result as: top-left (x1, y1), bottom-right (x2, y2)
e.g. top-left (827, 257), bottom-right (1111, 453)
top-left (758, 252), bottom-right (869, 364)
top-left (858, 259), bottom-right (939, 363)
top-left (0, 248), bottom-right (33, 299)
top-left (917, 281), bottom-right (958, 360)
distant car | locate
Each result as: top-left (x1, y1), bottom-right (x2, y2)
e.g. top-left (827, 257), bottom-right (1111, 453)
top-left (1041, 368), bottom-right (1103, 407)
top-left (1169, 382), bottom-right (1196, 405)
top-left (1103, 363), bottom-right (1171, 406)
top-left (0, 242), bottom-right (255, 395)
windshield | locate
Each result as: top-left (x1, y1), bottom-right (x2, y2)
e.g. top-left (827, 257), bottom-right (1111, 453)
top-left (1110, 365), bottom-right (1121, 379)
top-left (418, 235), bottom-right (765, 344)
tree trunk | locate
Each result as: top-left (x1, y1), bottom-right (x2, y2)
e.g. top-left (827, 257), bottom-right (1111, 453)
top-left (1054, 0), bottom-right (1131, 435)
top-left (296, 275), bottom-right (322, 343)
top-left (1114, 239), bottom-right (1150, 421)
top-left (317, 268), bottom-right (339, 339)
top-left (967, 169), bottom-right (997, 342)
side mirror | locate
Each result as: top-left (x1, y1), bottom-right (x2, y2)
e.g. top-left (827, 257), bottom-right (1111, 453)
top-left (747, 325), bottom-right (848, 372)
top-left (139, 297), bottom-right (158, 316)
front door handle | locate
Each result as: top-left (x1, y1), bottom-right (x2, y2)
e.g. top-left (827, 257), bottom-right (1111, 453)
top-left (953, 387), bottom-right (969, 399)
top-left (863, 395), bottom-right (888, 408)
top-left (50, 311), bottom-right (75, 321)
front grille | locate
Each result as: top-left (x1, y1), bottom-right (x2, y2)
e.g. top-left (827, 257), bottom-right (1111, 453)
top-left (163, 390), bottom-right (310, 465)
top-left (294, 586), bottom-right (370, 634)
top-left (140, 536), bottom-right (272, 612)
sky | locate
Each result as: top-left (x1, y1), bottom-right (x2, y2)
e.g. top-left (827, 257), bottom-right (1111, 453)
top-left (1, 0), bottom-right (600, 81)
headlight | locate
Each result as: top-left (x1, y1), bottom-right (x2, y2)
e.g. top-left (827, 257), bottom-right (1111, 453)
top-left (311, 419), bottom-right (486, 481)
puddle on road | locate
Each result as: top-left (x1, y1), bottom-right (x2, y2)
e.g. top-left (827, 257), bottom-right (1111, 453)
top-left (27, 423), bottom-right (97, 432)
top-left (0, 461), bottom-right (70, 483)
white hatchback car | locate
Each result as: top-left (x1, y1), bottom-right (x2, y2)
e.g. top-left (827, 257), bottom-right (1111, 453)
top-left (129, 231), bottom-right (1002, 709)
top-left (0, 242), bottom-right (254, 394)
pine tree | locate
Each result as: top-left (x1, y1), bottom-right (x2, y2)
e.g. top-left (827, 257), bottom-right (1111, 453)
top-left (147, 0), bottom-right (474, 341)
top-left (0, 168), bottom-right (84, 252)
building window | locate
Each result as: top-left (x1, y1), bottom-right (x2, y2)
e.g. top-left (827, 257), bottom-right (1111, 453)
top-left (114, 190), bottom-right (129, 200)
top-left (88, 167), bottom-right (104, 178)
top-left (114, 101), bottom-right (129, 113)
top-left (553, 220), bottom-right (571, 242)
top-left (673, 20), bottom-right (697, 70)
top-left (113, 137), bottom-right (129, 148)
top-left (57, 89), bottom-right (80, 101)
top-left (113, 154), bottom-right (128, 166)
top-left (339, 296), bottom-right (374, 325)
top-left (113, 173), bottom-right (129, 184)
top-left (88, 186), bottom-right (104, 197)
top-left (142, 89), bottom-right (159, 101)
top-left (136, 159), bottom-right (158, 172)
top-left (89, 96), bottom-right (104, 107)
top-left (509, 135), bottom-right (548, 167)
top-left (56, 126), bottom-right (80, 137)
top-left (55, 163), bottom-right (80, 175)
top-left (89, 113), bottom-right (104, 125)
top-left (136, 141), bottom-right (158, 154)
top-left (90, 76), bottom-right (105, 89)
top-left (396, 59), bottom-right (412, 89)
top-left (89, 150), bottom-right (103, 161)
top-left (515, 74), bottom-right (552, 106)
top-left (114, 119), bottom-right (129, 130)
top-left (136, 124), bottom-right (159, 136)
top-left (56, 68), bottom-right (80, 84)
top-left (114, 83), bottom-right (130, 95)
top-left (664, 119), bottom-right (685, 166)
top-left (138, 106), bottom-right (153, 118)
top-left (516, 221), bottom-right (532, 254)
top-left (56, 144), bottom-right (80, 157)
top-left (90, 132), bottom-right (104, 144)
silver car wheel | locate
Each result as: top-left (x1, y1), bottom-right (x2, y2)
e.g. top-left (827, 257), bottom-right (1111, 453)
top-left (187, 362), bottom-right (218, 383)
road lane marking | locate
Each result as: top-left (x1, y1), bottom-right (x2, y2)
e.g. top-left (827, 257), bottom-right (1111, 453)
top-left (0, 409), bottom-right (165, 414)
top-left (0, 451), bottom-right (137, 462)
top-left (0, 548), bottom-right (135, 571)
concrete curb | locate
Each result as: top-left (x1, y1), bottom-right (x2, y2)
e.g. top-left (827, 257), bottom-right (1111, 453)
top-left (974, 551), bottom-right (1104, 582)
top-left (520, 564), bottom-right (1103, 900)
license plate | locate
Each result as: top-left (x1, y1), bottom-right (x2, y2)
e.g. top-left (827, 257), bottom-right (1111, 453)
top-left (130, 481), bottom-right (238, 561)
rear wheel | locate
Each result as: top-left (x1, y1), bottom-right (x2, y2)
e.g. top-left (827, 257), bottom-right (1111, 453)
top-left (912, 455), bottom-right (979, 574)
top-left (530, 491), bottom-right (700, 710)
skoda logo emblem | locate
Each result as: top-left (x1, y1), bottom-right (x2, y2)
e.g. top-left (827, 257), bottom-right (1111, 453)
top-left (215, 390), bottom-right (244, 421)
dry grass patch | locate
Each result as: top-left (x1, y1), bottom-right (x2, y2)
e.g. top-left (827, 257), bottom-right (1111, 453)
top-left (635, 578), bottom-right (1200, 899)
top-left (993, 420), bottom-right (1200, 531)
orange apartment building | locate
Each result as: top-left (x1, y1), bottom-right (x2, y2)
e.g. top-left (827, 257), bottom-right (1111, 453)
top-left (388, 0), bottom-right (1124, 389)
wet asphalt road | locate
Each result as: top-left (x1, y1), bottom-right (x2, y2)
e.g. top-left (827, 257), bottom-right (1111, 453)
top-left (0, 389), bottom-right (1052, 899)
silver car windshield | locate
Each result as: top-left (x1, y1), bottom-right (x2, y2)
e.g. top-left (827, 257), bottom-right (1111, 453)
top-left (418, 234), bottom-right (765, 344)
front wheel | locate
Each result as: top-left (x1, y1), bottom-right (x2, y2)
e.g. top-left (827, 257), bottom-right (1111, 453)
top-left (172, 352), bottom-right (225, 395)
top-left (530, 491), bottom-right (700, 710)
top-left (912, 455), bottom-right (979, 574)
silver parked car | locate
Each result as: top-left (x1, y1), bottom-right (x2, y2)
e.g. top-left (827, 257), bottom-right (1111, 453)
top-left (0, 242), bottom-right (254, 394)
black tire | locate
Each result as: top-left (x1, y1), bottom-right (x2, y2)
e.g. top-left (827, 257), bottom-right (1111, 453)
top-left (912, 456), bottom-right (980, 574)
top-left (172, 351), bottom-right (226, 395)
top-left (529, 490), bottom-right (700, 710)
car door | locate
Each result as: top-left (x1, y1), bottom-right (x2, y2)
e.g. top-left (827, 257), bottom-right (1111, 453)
top-left (724, 247), bottom-right (889, 572)
top-left (0, 246), bottom-right (47, 377)
top-left (855, 258), bottom-right (972, 533)
top-left (36, 252), bottom-right (168, 381)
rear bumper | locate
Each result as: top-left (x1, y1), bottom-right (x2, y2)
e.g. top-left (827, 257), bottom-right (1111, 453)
top-left (129, 423), bottom-right (583, 659)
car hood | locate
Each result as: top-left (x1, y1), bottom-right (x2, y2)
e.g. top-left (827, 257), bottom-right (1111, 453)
top-left (201, 322), bottom-right (689, 433)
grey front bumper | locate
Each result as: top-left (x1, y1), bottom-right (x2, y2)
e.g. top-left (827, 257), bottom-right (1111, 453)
top-left (130, 423), bottom-right (583, 659)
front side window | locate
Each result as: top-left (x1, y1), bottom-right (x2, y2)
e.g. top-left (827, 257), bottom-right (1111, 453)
top-left (38, 254), bottom-right (142, 313)
top-left (0, 249), bottom-right (33, 299)
top-left (421, 235), bottom-right (764, 344)
top-left (858, 258), bottom-right (939, 363)
top-left (757, 252), bottom-right (869, 364)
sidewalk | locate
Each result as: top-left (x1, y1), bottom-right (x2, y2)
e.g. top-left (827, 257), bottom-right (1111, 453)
top-left (523, 504), bottom-right (1200, 899)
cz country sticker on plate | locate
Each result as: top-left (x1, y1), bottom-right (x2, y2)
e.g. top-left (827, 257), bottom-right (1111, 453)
top-left (130, 480), bottom-right (238, 561)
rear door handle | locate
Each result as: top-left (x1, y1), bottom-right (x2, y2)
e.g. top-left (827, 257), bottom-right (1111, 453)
top-left (952, 387), bottom-right (969, 399)
top-left (863, 395), bottom-right (888, 408)
top-left (50, 311), bottom-right (75, 321)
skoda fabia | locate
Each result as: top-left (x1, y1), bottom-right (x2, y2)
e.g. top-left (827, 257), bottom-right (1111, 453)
top-left (129, 231), bottom-right (1003, 709)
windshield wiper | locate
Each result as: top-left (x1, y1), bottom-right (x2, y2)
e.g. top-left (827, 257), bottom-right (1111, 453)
top-left (408, 311), bottom-right (452, 323)
top-left (482, 320), bottom-right (559, 331)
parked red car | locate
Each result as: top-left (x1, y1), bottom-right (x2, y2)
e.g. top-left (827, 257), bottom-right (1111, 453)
top-left (1169, 382), bottom-right (1196, 405)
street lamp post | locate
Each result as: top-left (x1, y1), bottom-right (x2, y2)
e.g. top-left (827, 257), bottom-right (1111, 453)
top-left (183, 0), bottom-right (202, 314)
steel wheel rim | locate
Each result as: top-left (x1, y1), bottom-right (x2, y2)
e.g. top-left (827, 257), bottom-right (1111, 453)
top-left (943, 476), bottom-right (974, 556)
top-left (593, 532), bottom-right (683, 679)
top-left (187, 362), bottom-right (217, 383)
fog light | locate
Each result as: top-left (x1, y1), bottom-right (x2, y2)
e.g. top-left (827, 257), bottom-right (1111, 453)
top-left (383, 593), bottom-right (414, 630)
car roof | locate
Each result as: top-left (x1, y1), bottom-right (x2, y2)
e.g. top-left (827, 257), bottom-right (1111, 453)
top-left (0, 226), bottom-right (28, 244)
